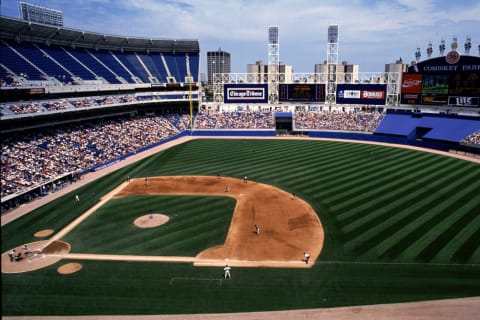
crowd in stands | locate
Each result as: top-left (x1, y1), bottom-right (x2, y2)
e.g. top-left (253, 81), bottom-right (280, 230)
top-left (67, 94), bottom-right (137, 108)
top-left (461, 130), bottom-right (480, 145)
top-left (195, 111), bottom-right (274, 129)
top-left (166, 113), bottom-right (191, 131)
top-left (1, 116), bottom-right (180, 203)
top-left (42, 101), bottom-right (68, 111)
top-left (2, 93), bottom-right (193, 117)
top-left (7, 103), bottom-right (40, 114)
top-left (294, 110), bottom-right (385, 132)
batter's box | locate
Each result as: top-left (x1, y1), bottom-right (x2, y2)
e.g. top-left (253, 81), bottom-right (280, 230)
top-left (169, 277), bottom-right (223, 287)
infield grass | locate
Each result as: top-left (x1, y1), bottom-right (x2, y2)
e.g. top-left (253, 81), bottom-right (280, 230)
top-left (2, 138), bottom-right (480, 316)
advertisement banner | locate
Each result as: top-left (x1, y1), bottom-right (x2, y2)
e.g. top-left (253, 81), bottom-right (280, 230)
top-left (223, 84), bottom-right (268, 104)
top-left (448, 96), bottom-right (480, 107)
top-left (401, 73), bottom-right (423, 94)
top-left (421, 94), bottom-right (449, 105)
top-left (401, 93), bottom-right (420, 105)
top-left (421, 74), bottom-right (449, 94)
top-left (336, 84), bottom-right (387, 105)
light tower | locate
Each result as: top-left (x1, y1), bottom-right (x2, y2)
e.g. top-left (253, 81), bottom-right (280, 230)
top-left (326, 25), bottom-right (339, 105)
top-left (268, 26), bottom-right (279, 104)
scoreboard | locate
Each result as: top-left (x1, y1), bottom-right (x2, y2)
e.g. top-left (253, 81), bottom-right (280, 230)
top-left (279, 84), bottom-right (325, 102)
top-left (401, 54), bottom-right (480, 107)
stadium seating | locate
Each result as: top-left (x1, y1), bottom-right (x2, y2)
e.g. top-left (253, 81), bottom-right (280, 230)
top-left (1, 39), bottom-right (199, 85)
top-left (93, 50), bottom-right (136, 83)
top-left (375, 111), bottom-right (480, 143)
top-left (0, 40), bottom-right (45, 80)
top-left (66, 47), bottom-right (121, 84)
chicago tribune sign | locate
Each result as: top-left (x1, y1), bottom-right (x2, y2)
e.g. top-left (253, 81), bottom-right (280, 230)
top-left (223, 84), bottom-right (269, 103)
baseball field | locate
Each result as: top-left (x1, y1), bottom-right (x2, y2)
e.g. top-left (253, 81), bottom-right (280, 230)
top-left (2, 138), bottom-right (480, 317)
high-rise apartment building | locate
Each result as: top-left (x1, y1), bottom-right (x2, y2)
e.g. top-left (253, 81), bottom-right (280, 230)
top-left (18, 2), bottom-right (64, 27)
top-left (207, 49), bottom-right (231, 86)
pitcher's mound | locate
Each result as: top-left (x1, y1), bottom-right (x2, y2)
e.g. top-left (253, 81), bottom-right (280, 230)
top-left (34, 229), bottom-right (54, 237)
top-left (58, 263), bottom-right (82, 275)
top-left (134, 214), bottom-right (169, 228)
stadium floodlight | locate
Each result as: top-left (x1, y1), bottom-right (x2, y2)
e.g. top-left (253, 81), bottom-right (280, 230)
top-left (328, 25), bottom-right (339, 44)
top-left (18, 1), bottom-right (64, 27)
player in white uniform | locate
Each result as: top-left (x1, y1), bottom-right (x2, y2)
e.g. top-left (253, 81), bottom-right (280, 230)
top-left (224, 265), bottom-right (231, 279)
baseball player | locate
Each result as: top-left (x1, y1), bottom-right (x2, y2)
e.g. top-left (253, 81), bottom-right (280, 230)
top-left (244, 175), bottom-right (248, 183)
top-left (304, 252), bottom-right (310, 264)
top-left (75, 194), bottom-right (80, 202)
top-left (224, 265), bottom-right (231, 279)
top-left (255, 224), bottom-right (260, 235)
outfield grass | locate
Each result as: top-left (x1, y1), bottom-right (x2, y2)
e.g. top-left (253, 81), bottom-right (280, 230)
top-left (2, 138), bottom-right (480, 316)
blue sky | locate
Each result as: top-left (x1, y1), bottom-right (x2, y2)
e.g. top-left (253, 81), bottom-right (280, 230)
top-left (1, 0), bottom-right (479, 74)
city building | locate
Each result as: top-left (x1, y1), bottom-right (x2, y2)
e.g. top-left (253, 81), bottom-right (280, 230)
top-left (246, 60), bottom-right (293, 83)
top-left (18, 1), bottom-right (64, 27)
top-left (207, 49), bottom-right (231, 86)
top-left (385, 58), bottom-right (409, 93)
top-left (314, 61), bottom-right (359, 83)
top-left (384, 57), bottom-right (409, 74)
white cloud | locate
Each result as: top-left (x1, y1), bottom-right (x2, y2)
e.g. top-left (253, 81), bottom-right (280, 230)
top-left (1, 0), bottom-right (478, 72)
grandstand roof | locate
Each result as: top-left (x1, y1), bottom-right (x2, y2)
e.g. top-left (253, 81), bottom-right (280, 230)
top-left (0, 16), bottom-right (199, 53)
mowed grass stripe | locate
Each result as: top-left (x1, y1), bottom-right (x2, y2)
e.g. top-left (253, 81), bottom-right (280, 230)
top-left (397, 178), bottom-right (480, 261)
top-left (340, 158), bottom-right (463, 231)
top-left (433, 212), bottom-right (480, 263)
top-left (342, 164), bottom-right (475, 260)
top-left (417, 196), bottom-right (480, 262)
top-left (459, 230), bottom-right (480, 264)
top-left (320, 151), bottom-right (425, 205)
top-left (296, 147), bottom-right (402, 196)
top-left (341, 160), bottom-right (467, 240)
top-left (332, 154), bottom-right (440, 220)
top-left (375, 171), bottom-right (478, 261)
